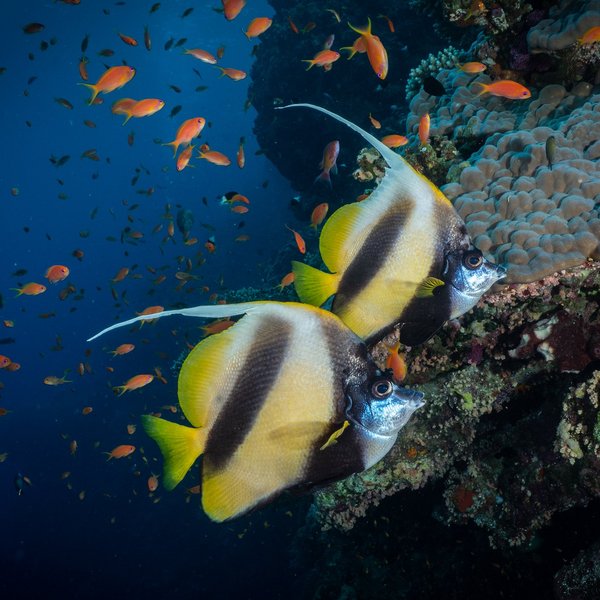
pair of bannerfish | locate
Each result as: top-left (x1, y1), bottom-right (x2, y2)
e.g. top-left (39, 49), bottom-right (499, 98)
top-left (89, 104), bottom-right (505, 522)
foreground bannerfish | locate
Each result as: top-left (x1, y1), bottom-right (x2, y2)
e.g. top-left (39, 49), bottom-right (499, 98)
top-left (88, 302), bottom-right (424, 522)
top-left (277, 103), bottom-right (506, 346)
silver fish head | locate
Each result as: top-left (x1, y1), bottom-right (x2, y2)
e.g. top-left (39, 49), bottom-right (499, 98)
top-left (445, 249), bottom-right (506, 318)
top-left (347, 377), bottom-right (425, 437)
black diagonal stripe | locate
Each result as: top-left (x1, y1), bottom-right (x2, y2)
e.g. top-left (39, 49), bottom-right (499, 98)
top-left (333, 201), bottom-right (411, 313)
top-left (205, 315), bottom-right (292, 469)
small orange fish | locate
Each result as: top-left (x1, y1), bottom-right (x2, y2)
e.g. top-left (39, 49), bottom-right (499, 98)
top-left (474, 79), bottom-right (531, 100)
top-left (578, 26), bottom-right (600, 45)
top-left (286, 225), bottom-right (306, 254)
top-left (231, 205), bottom-right (248, 214)
top-left (3, 320), bottom-right (14, 328)
top-left (82, 406), bottom-right (93, 415)
top-left (110, 343), bottom-right (135, 356)
top-left (0, 355), bottom-right (11, 368)
top-left (198, 150), bottom-right (231, 166)
top-left (369, 113), bottom-right (381, 129)
top-left (315, 140), bottom-right (339, 186)
top-left (118, 32), bottom-right (138, 46)
top-left (377, 14), bottom-right (395, 33)
top-left (6, 362), bottom-right (20, 372)
top-left (147, 474), bottom-right (159, 492)
top-left (201, 319), bottom-right (235, 336)
top-left (216, 46), bottom-right (225, 59)
top-left (457, 61), bottom-right (486, 74)
top-left (244, 17), bottom-right (272, 39)
top-left (380, 134), bottom-right (409, 148)
top-left (277, 271), bottom-right (295, 291)
top-left (204, 240), bottom-right (216, 253)
top-left (235, 234), bottom-right (250, 242)
top-left (126, 98), bottom-right (165, 123)
top-left (237, 137), bottom-right (245, 168)
top-left (12, 282), bottom-right (46, 297)
top-left (385, 342), bottom-right (407, 383)
top-left (45, 265), bottom-right (70, 284)
top-left (184, 48), bottom-right (217, 64)
top-left (302, 49), bottom-right (340, 70)
top-left (136, 305), bottom-right (165, 325)
top-left (222, 0), bottom-right (246, 21)
top-left (104, 444), bottom-right (136, 460)
top-left (0, 408), bottom-right (11, 417)
top-left (112, 267), bottom-right (129, 282)
top-left (79, 56), bottom-right (89, 81)
top-left (288, 16), bottom-right (299, 34)
top-left (79, 65), bottom-right (136, 104)
top-left (113, 374), bottom-right (154, 396)
top-left (348, 18), bottom-right (388, 79)
top-left (340, 36), bottom-right (367, 59)
top-left (127, 424), bottom-right (137, 435)
top-left (215, 66), bottom-right (247, 80)
top-left (418, 113), bottom-right (430, 145)
top-left (310, 203), bottom-right (329, 229)
top-left (69, 440), bottom-right (78, 455)
top-left (163, 117), bottom-right (206, 156)
top-left (176, 144), bottom-right (195, 172)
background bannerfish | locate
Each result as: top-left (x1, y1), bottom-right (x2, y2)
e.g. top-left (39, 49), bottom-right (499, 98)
top-left (279, 104), bottom-right (505, 346)
top-left (89, 302), bottom-right (424, 522)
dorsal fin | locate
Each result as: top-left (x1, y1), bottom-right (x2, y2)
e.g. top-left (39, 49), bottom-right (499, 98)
top-left (87, 301), bottom-right (266, 342)
top-left (276, 103), bottom-right (404, 171)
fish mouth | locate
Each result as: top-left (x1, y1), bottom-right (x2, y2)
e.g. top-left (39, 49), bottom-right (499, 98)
top-left (399, 388), bottom-right (425, 409)
top-left (495, 264), bottom-right (507, 280)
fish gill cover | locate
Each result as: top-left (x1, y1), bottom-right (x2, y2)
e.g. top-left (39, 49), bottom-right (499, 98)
top-left (1, 1), bottom-right (600, 599)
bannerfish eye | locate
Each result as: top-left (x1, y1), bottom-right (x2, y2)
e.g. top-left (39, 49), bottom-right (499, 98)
top-left (464, 252), bottom-right (483, 270)
top-left (372, 379), bottom-right (393, 398)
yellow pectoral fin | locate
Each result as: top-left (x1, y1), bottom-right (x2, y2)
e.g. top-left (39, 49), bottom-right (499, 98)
top-left (320, 420), bottom-right (350, 450)
top-left (292, 261), bottom-right (339, 307)
top-left (141, 415), bottom-right (206, 491)
top-left (415, 276), bottom-right (445, 298)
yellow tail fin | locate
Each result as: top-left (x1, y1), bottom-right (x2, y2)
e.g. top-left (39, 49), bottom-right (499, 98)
top-left (348, 17), bottom-right (371, 37)
top-left (292, 261), bottom-right (339, 307)
top-left (77, 82), bottom-right (99, 104)
top-left (141, 415), bottom-right (206, 491)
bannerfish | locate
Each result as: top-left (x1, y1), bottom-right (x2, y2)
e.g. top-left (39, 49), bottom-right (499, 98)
top-left (276, 103), bottom-right (506, 346)
top-left (87, 302), bottom-right (424, 521)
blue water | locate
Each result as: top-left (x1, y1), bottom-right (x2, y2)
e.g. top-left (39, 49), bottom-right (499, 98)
top-left (0, 2), bottom-right (312, 597)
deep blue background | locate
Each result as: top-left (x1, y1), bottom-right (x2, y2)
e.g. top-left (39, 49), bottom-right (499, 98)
top-left (0, 1), bottom-right (315, 597)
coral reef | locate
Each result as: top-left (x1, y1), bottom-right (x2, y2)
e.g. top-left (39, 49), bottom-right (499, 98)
top-left (405, 46), bottom-right (460, 101)
top-left (311, 261), bottom-right (600, 540)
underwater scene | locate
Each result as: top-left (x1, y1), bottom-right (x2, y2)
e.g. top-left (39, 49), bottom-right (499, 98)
top-left (1, 0), bottom-right (600, 598)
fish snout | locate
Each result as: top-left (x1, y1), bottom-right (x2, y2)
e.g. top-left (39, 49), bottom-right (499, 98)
top-left (399, 388), bottom-right (425, 409)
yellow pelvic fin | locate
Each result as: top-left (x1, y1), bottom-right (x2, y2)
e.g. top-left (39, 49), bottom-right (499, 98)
top-left (141, 415), bottom-right (206, 491)
top-left (320, 420), bottom-right (350, 450)
top-left (415, 276), bottom-right (445, 298)
top-left (292, 260), bottom-right (339, 307)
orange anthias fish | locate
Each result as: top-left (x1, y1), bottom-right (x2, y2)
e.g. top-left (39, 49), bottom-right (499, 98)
top-left (198, 149), bottom-right (231, 166)
top-left (302, 49), bottom-right (340, 70)
top-left (112, 267), bottom-right (129, 282)
top-left (286, 225), bottom-right (306, 254)
top-left (104, 444), bottom-right (136, 460)
top-left (237, 137), bottom-right (245, 168)
top-left (136, 305), bottom-right (165, 324)
top-left (110, 343), bottom-right (135, 356)
top-left (457, 61), bottom-right (486, 74)
top-left (222, 0), bottom-right (246, 20)
top-left (310, 203), bottom-right (329, 229)
top-left (277, 271), bottom-right (295, 291)
top-left (385, 342), bottom-right (407, 383)
top-left (114, 374), bottom-right (154, 396)
top-left (79, 65), bottom-right (136, 104)
top-left (244, 17), bottom-right (272, 39)
top-left (340, 36), bottom-right (367, 59)
top-left (45, 265), bottom-right (70, 284)
top-left (184, 48), bottom-right (217, 64)
top-left (215, 66), bottom-right (247, 80)
top-left (0, 355), bottom-right (12, 368)
top-left (474, 79), bottom-right (531, 100)
top-left (12, 283), bottom-right (46, 297)
top-left (163, 117), bottom-right (206, 156)
top-left (201, 319), bottom-right (235, 336)
top-left (369, 113), bottom-right (381, 129)
top-left (118, 32), bottom-right (138, 46)
top-left (348, 18), bottom-right (388, 79)
top-left (418, 113), bottom-right (430, 145)
top-left (578, 26), bottom-right (600, 45)
top-left (315, 140), bottom-right (339, 186)
top-left (127, 98), bottom-right (165, 122)
top-left (147, 474), bottom-right (159, 492)
top-left (111, 97), bottom-right (137, 121)
top-left (176, 144), bottom-right (195, 172)
top-left (380, 134), bottom-right (409, 148)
